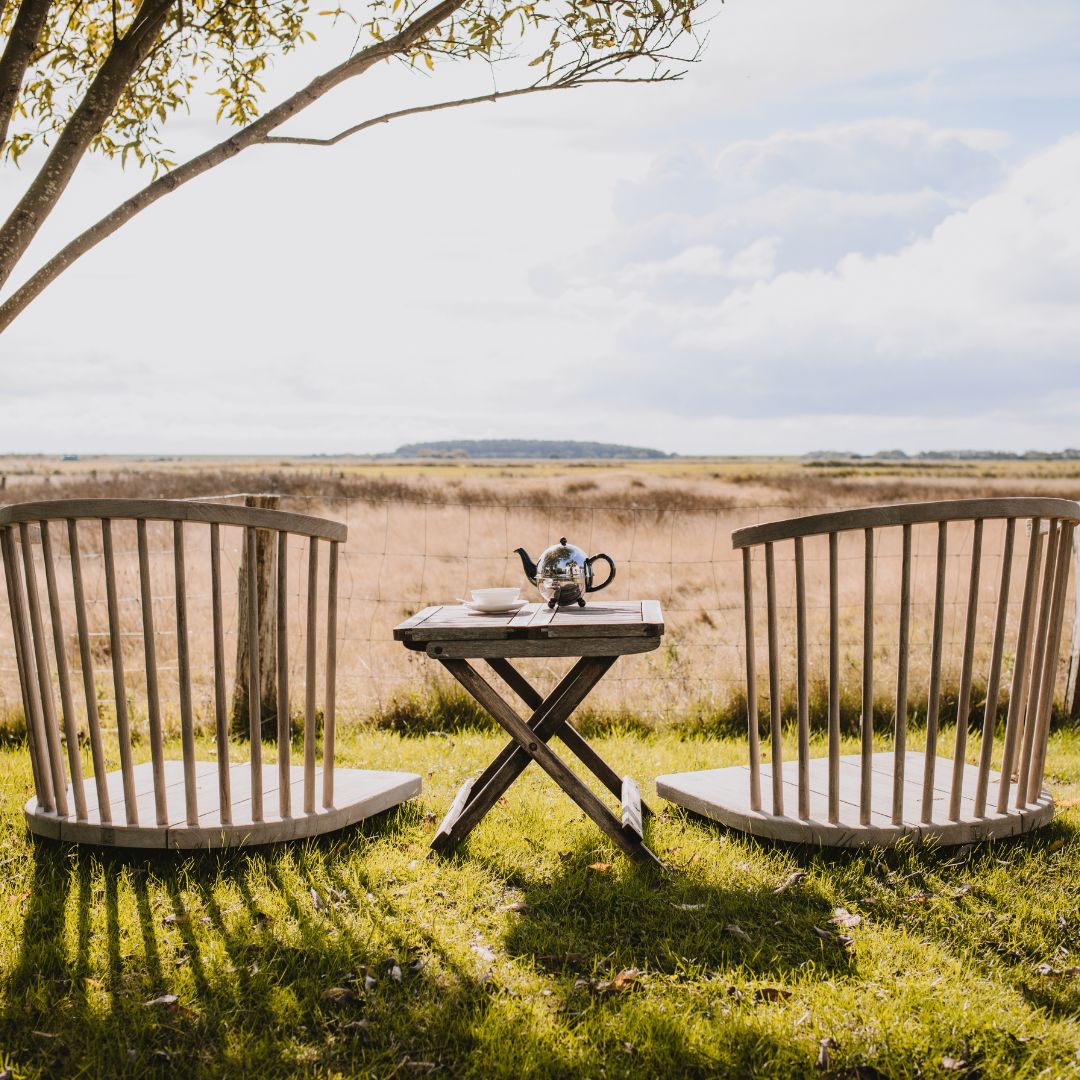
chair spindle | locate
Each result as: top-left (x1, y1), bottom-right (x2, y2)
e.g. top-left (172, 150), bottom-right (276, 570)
top-left (209, 522), bottom-right (231, 824)
top-left (948, 518), bottom-right (982, 820)
top-left (174, 522), bottom-right (199, 826)
top-left (20, 522), bottom-right (70, 817)
top-left (246, 526), bottom-right (264, 823)
top-left (794, 536), bottom-right (810, 820)
top-left (68, 520), bottom-right (111, 821)
top-left (974, 517), bottom-right (1015, 817)
top-left (277, 531), bottom-right (291, 818)
top-left (893, 523), bottom-right (911, 825)
top-left (920, 522), bottom-right (948, 824)
top-left (828, 531), bottom-right (840, 823)
top-left (40, 522), bottom-right (87, 820)
top-left (742, 546), bottom-right (761, 812)
top-left (1, 527), bottom-right (53, 812)
top-left (305, 537), bottom-right (319, 815)
top-left (764, 541), bottom-right (783, 816)
top-left (323, 539), bottom-right (340, 809)
top-left (860, 527), bottom-right (874, 826)
top-left (1015, 521), bottom-right (1058, 808)
top-left (137, 519), bottom-right (168, 826)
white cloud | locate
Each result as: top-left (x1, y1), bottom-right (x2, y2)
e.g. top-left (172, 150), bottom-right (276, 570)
top-left (1, 0), bottom-right (1079, 455)
top-left (586, 135), bottom-right (1080, 428)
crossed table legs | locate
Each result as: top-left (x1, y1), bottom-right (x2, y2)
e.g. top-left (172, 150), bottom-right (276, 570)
top-left (430, 655), bottom-right (664, 869)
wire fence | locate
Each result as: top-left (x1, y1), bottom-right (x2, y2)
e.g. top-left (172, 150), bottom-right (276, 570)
top-left (1, 494), bottom-right (1078, 729)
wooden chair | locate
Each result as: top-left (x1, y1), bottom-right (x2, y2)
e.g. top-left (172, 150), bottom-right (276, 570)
top-left (657, 498), bottom-right (1080, 847)
top-left (0, 499), bottom-right (420, 849)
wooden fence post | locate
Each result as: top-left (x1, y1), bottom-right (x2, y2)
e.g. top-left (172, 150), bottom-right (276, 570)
top-left (230, 494), bottom-right (279, 739)
top-left (1067, 529), bottom-right (1080, 720)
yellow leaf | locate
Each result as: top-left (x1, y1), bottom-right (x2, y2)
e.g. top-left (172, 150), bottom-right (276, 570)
top-left (424, 52), bottom-right (434, 70)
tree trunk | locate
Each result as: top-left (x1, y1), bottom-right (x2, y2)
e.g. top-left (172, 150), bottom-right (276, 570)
top-left (0, 0), bottom-right (175, 291)
top-left (230, 494), bottom-right (279, 741)
top-left (0, 0), bottom-right (466, 330)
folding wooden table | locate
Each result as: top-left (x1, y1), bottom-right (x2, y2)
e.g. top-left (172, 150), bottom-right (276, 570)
top-left (394, 600), bottom-right (665, 868)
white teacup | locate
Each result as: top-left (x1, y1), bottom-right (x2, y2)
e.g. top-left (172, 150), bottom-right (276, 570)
top-left (470, 587), bottom-right (521, 607)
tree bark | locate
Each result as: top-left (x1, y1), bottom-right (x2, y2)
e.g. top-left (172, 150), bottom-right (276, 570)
top-left (0, 0), bottom-right (55, 150)
top-left (0, 0), bottom-right (175, 291)
top-left (0, 0), bottom-right (466, 330)
top-left (230, 495), bottom-right (279, 741)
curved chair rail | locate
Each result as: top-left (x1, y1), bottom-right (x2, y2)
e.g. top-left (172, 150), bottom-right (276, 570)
top-left (0, 498), bottom-right (421, 848)
top-left (658, 497), bottom-right (1080, 847)
top-left (732, 497), bottom-right (1080, 548)
top-left (0, 498), bottom-right (347, 542)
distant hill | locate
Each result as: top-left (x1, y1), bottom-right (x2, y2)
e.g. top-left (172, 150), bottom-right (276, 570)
top-left (388, 439), bottom-right (670, 460)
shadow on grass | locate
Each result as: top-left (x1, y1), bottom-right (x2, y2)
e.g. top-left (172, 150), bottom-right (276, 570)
top-left (500, 832), bottom-right (853, 982)
top-left (0, 809), bottom-right (589, 1077)
top-left (674, 807), bottom-right (1080, 1021)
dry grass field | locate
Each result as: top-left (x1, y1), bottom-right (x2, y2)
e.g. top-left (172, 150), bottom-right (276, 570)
top-left (1, 456), bottom-right (1080, 1079)
top-left (1, 454), bottom-right (1078, 741)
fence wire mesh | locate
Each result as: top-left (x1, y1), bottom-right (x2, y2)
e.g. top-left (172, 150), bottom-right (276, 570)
top-left (0, 495), bottom-right (1077, 730)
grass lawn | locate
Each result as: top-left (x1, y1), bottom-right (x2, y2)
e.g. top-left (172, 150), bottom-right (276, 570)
top-left (0, 727), bottom-right (1077, 1078)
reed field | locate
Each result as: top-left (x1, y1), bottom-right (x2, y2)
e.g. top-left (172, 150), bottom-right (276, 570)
top-left (1, 457), bottom-right (1079, 1079)
top-left (1, 454), bottom-right (1079, 743)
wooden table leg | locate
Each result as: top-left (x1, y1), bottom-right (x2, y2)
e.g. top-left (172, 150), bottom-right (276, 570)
top-left (432, 658), bottom-right (611, 853)
top-left (465, 659), bottom-right (598, 803)
top-left (439, 659), bottom-right (664, 869)
top-left (485, 657), bottom-right (655, 817)
top-left (431, 661), bottom-right (595, 850)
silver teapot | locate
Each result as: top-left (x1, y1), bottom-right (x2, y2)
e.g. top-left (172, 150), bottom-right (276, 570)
top-left (514, 538), bottom-right (616, 608)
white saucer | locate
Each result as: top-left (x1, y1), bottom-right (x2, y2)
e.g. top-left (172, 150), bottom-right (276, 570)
top-left (457, 598), bottom-right (529, 615)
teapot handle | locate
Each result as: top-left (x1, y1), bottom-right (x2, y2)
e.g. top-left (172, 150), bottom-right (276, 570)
top-left (585, 553), bottom-right (616, 593)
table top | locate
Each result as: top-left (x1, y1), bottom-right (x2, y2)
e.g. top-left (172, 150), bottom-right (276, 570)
top-left (394, 600), bottom-right (664, 659)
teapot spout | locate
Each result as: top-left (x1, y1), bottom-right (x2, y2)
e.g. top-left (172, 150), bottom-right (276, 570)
top-left (514, 547), bottom-right (538, 585)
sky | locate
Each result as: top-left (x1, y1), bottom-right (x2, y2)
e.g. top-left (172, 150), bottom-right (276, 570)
top-left (2, 0), bottom-right (1080, 456)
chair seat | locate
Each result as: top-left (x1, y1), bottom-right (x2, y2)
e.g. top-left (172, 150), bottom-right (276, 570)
top-left (26, 759), bottom-right (422, 849)
top-left (656, 751), bottom-right (1053, 847)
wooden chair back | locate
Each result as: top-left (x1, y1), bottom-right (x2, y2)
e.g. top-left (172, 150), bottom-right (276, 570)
top-left (0, 499), bottom-right (346, 835)
top-left (732, 498), bottom-right (1079, 830)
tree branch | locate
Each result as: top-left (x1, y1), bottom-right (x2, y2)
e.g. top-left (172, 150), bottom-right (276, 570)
top-left (0, 0), bottom-right (470, 331)
top-left (0, 0), bottom-right (177, 290)
top-left (259, 75), bottom-right (674, 147)
top-left (0, 0), bottom-right (56, 150)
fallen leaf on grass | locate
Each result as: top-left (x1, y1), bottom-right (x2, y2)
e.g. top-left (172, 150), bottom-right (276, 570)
top-left (389, 963), bottom-right (403, 983)
top-left (321, 987), bottom-right (357, 1004)
top-left (1033, 962), bottom-right (1079, 978)
top-left (470, 943), bottom-right (497, 963)
top-left (816, 1036), bottom-right (839, 1069)
top-left (163, 913), bottom-right (189, 927)
top-left (588, 862), bottom-right (612, 874)
top-left (725, 924), bottom-right (751, 942)
top-left (672, 902), bottom-right (705, 911)
top-left (941, 1056), bottom-right (968, 1071)
top-left (903, 892), bottom-right (932, 904)
top-left (830, 907), bottom-right (861, 929)
top-left (143, 994), bottom-right (179, 1008)
top-left (774, 870), bottom-right (807, 894)
top-left (310, 888), bottom-right (329, 914)
top-left (751, 986), bottom-right (792, 1003)
top-left (593, 968), bottom-right (641, 995)
top-left (1048, 837), bottom-right (1064, 853)
top-left (341, 1018), bottom-right (371, 1033)
top-left (364, 974), bottom-right (377, 991)
top-left (498, 900), bottom-right (530, 913)
top-left (813, 926), bottom-right (854, 951)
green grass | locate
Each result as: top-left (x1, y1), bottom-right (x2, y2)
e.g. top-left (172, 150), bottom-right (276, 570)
top-left (0, 727), bottom-right (1078, 1078)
